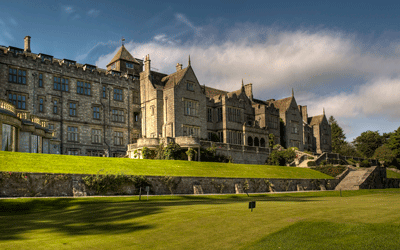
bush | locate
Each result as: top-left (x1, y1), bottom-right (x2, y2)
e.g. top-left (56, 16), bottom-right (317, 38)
top-left (266, 148), bottom-right (296, 166)
top-left (307, 161), bottom-right (316, 167)
top-left (360, 159), bottom-right (371, 168)
top-left (320, 160), bottom-right (327, 166)
top-left (312, 165), bottom-right (347, 177)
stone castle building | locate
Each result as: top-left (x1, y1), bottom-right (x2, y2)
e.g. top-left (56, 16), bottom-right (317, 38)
top-left (0, 36), bottom-right (331, 163)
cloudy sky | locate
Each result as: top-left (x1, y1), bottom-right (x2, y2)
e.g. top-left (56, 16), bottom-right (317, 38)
top-left (1, 0), bottom-right (400, 141)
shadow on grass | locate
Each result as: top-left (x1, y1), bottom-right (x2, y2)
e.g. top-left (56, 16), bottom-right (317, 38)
top-left (244, 221), bottom-right (400, 250)
top-left (0, 194), bottom-right (320, 240)
top-left (1, 189), bottom-right (394, 241)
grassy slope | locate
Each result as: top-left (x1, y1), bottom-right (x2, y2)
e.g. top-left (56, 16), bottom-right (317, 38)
top-left (0, 151), bottom-right (332, 179)
top-left (387, 169), bottom-right (400, 179)
top-left (1, 190), bottom-right (400, 249)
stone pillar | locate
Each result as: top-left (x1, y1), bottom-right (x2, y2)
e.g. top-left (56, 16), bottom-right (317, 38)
top-left (24, 36), bottom-right (31, 52)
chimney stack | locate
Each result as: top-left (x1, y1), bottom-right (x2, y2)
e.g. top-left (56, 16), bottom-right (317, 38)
top-left (176, 63), bottom-right (182, 71)
top-left (144, 54), bottom-right (151, 75)
top-left (24, 36), bottom-right (31, 53)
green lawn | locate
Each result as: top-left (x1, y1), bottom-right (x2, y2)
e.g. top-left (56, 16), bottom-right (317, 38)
top-left (1, 190), bottom-right (400, 249)
top-left (0, 151), bottom-right (332, 179)
top-left (387, 169), bottom-right (400, 179)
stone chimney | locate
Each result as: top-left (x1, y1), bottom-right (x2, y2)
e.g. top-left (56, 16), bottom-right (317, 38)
top-left (301, 105), bottom-right (308, 123)
top-left (176, 63), bottom-right (182, 71)
top-left (244, 83), bottom-right (253, 101)
top-left (24, 36), bottom-right (31, 52)
top-left (144, 54), bottom-right (151, 75)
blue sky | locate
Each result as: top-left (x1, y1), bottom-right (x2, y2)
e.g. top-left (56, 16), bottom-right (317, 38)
top-left (1, 0), bottom-right (400, 141)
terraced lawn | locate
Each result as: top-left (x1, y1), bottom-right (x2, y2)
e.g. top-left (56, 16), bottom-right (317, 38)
top-left (0, 151), bottom-right (332, 179)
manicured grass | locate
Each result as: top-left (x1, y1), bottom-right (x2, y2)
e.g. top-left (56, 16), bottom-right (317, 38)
top-left (1, 190), bottom-right (400, 249)
top-left (0, 151), bottom-right (332, 179)
top-left (387, 169), bottom-right (400, 179)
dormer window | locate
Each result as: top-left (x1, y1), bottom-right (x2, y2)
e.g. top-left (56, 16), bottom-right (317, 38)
top-left (62, 59), bottom-right (76, 66)
top-left (111, 63), bottom-right (116, 70)
top-left (39, 53), bottom-right (53, 63)
top-left (84, 64), bottom-right (96, 72)
top-left (8, 47), bottom-right (24, 55)
top-left (126, 62), bottom-right (134, 69)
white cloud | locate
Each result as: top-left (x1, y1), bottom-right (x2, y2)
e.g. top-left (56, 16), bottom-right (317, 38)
top-left (87, 9), bottom-right (100, 17)
top-left (175, 13), bottom-right (202, 36)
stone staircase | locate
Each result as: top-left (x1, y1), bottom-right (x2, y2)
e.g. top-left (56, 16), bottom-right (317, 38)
top-left (335, 167), bottom-right (375, 190)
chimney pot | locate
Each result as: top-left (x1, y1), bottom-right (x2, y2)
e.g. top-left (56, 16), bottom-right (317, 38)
top-left (176, 63), bottom-right (182, 71)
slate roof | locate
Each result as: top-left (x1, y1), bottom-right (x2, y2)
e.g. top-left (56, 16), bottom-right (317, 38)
top-left (272, 96), bottom-right (293, 112)
top-left (308, 114), bottom-right (324, 125)
top-left (203, 86), bottom-right (228, 98)
top-left (161, 66), bottom-right (190, 89)
top-left (107, 45), bottom-right (139, 66)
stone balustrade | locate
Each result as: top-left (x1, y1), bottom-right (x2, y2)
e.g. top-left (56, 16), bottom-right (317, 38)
top-left (0, 99), bottom-right (16, 114)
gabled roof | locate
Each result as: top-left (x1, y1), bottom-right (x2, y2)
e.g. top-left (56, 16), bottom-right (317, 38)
top-left (161, 66), bottom-right (190, 89)
top-left (308, 114), bottom-right (325, 125)
top-left (204, 86), bottom-right (228, 98)
top-left (272, 96), bottom-right (293, 112)
top-left (107, 45), bottom-right (139, 66)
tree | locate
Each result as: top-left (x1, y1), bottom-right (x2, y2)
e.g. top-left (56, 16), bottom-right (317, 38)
top-left (387, 127), bottom-right (400, 167)
top-left (353, 130), bottom-right (383, 158)
top-left (373, 144), bottom-right (395, 166)
top-left (338, 142), bottom-right (362, 157)
top-left (329, 116), bottom-right (346, 154)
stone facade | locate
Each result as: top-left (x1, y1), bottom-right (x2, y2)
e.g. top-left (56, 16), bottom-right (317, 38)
top-left (0, 36), bottom-right (331, 160)
top-left (0, 37), bottom-right (141, 156)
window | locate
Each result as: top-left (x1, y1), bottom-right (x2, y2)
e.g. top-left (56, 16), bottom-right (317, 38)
top-left (102, 86), bottom-right (107, 98)
top-left (48, 124), bottom-right (54, 130)
top-left (114, 88), bottom-right (123, 101)
top-left (39, 73), bottom-right (43, 87)
top-left (187, 81), bottom-right (194, 91)
top-left (77, 81), bottom-right (91, 95)
top-left (150, 106), bottom-right (155, 116)
top-left (92, 129), bottom-right (102, 144)
top-left (182, 125), bottom-right (200, 137)
top-left (227, 107), bottom-right (241, 122)
top-left (67, 127), bottom-right (78, 142)
top-left (292, 126), bottom-right (298, 134)
top-left (8, 93), bottom-right (26, 109)
top-left (227, 130), bottom-right (243, 145)
top-left (8, 68), bottom-right (26, 84)
top-left (67, 149), bottom-right (79, 155)
top-left (132, 90), bottom-right (140, 104)
top-left (218, 131), bottom-right (224, 143)
top-left (112, 109), bottom-right (125, 122)
top-left (53, 99), bottom-right (59, 114)
top-left (217, 107), bottom-right (223, 122)
top-left (184, 99), bottom-right (198, 116)
top-left (114, 131), bottom-right (123, 146)
top-left (69, 103), bottom-right (77, 116)
top-left (93, 106), bottom-right (100, 119)
top-left (53, 77), bottom-right (69, 91)
top-left (38, 97), bottom-right (44, 112)
top-left (134, 112), bottom-right (139, 122)
top-left (207, 108), bottom-right (213, 122)
top-left (111, 63), bottom-right (116, 70)
top-left (126, 62), bottom-right (134, 69)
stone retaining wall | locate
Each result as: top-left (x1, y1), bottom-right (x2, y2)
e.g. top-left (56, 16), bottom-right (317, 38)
top-left (0, 171), bottom-right (341, 197)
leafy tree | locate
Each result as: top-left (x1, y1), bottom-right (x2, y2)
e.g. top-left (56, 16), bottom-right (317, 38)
top-left (373, 144), bottom-right (395, 166)
top-left (338, 142), bottom-right (362, 157)
top-left (353, 130), bottom-right (383, 158)
top-left (387, 127), bottom-right (400, 167)
top-left (268, 134), bottom-right (275, 148)
top-left (329, 116), bottom-right (346, 153)
top-left (164, 142), bottom-right (182, 160)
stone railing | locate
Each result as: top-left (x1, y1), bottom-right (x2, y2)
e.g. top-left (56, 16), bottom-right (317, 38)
top-left (17, 110), bottom-right (30, 120)
top-left (31, 115), bottom-right (41, 126)
top-left (0, 99), bottom-right (16, 114)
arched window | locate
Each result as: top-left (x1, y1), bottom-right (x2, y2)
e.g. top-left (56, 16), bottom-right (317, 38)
top-left (260, 138), bottom-right (265, 147)
top-left (248, 136), bottom-right (253, 146)
top-left (254, 137), bottom-right (259, 147)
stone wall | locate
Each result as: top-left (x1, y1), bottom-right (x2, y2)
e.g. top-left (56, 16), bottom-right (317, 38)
top-left (0, 171), bottom-right (340, 197)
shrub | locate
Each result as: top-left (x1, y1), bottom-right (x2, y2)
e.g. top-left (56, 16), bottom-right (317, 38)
top-left (82, 173), bottom-right (135, 195)
top-left (307, 161), bottom-right (316, 167)
top-left (320, 160), bottom-right (327, 166)
top-left (360, 159), bottom-right (371, 168)
top-left (164, 142), bottom-right (183, 160)
top-left (266, 148), bottom-right (296, 166)
top-left (312, 165), bottom-right (347, 177)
